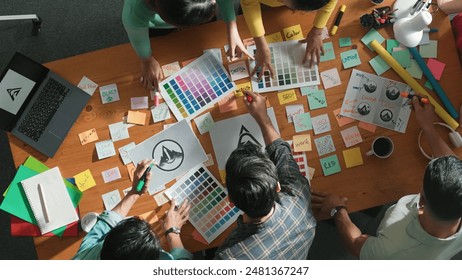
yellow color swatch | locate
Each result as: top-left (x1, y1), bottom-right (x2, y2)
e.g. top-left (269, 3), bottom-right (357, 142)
top-left (277, 89), bottom-right (297, 105)
top-left (219, 169), bottom-right (226, 184)
top-left (74, 169), bottom-right (97, 192)
top-left (283, 24), bottom-right (304, 41)
top-left (343, 147), bottom-right (364, 168)
top-left (293, 134), bottom-right (312, 152)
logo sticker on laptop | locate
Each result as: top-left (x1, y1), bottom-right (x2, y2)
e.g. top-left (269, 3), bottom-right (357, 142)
top-left (0, 69), bottom-right (36, 115)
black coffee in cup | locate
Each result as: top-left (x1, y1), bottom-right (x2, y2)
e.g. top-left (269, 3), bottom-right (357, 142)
top-left (373, 137), bottom-right (393, 157)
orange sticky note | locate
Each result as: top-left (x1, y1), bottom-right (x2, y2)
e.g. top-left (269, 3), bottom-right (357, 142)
top-left (265, 31), bottom-right (283, 43)
top-left (218, 93), bottom-right (238, 113)
top-left (343, 147), bottom-right (364, 168)
top-left (293, 134), bottom-right (312, 152)
top-left (127, 110), bottom-right (146, 125)
top-left (74, 169), bottom-right (96, 192)
top-left (234, 82), bottom-right (252, 97)
top-left (78, 128), bottom-right (99, 145)
top-left (333, 108), bottom-right (355, 127)
top-left (358, 121), bottom-right (377, 132)
top-left (283, 24), bottom-right (304, 41)
top-left (277, 89), bottom-right (297, 105)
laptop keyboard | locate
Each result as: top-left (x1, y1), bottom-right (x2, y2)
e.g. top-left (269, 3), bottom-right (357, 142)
top-left (17, 78), bottom-right (69, 142)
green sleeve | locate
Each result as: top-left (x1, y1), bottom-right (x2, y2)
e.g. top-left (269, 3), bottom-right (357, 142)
top-left (217, 0), bottom-right (236, 22)
top-left (122, 0), bottom-right (153, 59)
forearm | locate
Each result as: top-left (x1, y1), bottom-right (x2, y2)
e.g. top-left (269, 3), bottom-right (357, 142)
top-left (124, 26), bottom-right (153, 59)
top-left (422, 125), bottom-right (456, 157)
top-left (437, 0), bottom-right (462, 14)
top-left (313, 0), bottom-right (338, 28)
top-left (166, 233), bottom-right (184, 249)
top-left (334, 209), bottom-right (369, 257)
top-left (111, 191), bottom-right (141, 217)
top-left (256, 114), bottom-right (279, 146)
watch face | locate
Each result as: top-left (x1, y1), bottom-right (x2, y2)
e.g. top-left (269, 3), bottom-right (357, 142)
top-left (330, 208), bottom-right (337, 217)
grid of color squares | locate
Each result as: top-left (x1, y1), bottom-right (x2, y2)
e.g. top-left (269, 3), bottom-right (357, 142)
top-left (159, 51), bottom-right (236, 121)
top-left (164, 165), bottom-right (241, 243)
top-left (287, 140), bottom-right (310, 181)
top-left (247, 40), bottom-right (320, 93)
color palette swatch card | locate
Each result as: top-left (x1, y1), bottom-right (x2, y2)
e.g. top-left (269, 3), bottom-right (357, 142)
top-left (320, 154), bottom-right (341, 176)
top-left (228, 61), bottom-right (249, 81)
top-left (95, 140), bottom-right (116, 160)
top-left (320, 68), bottom-right (341, 89)
top-left (340, 126), bottom-right (363, 148)
top-left (165, 165), bottom-right (241, 243)
top-left (287, 140), bottom-right (311, 181)
top-left (311, 114), bottom-right (331, 135)
top-left (247, 40), bottom-right (320, 93)
top-left (314, 134), bottom-right (336, 156)
top-left (159, 51), bottom-right (235, 121)
top-left (99, 83), bottom-right (120, 104)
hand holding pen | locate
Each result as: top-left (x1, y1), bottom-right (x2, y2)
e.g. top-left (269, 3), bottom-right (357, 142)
top-left (132, 159), bottom-right (155, 194)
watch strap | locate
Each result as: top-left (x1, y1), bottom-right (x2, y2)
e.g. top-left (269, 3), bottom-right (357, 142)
top-left (333, 205), bottom-right (347, 217)
top-left (164, 227), bottom-right (181, 236)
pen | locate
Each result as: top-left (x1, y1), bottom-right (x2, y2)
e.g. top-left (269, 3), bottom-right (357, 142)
top-left (244, 92), bottom-right (253, 103)
top-left (38, 183), bottom-right (50, 223)
top-left (423, 27), bottom-right (438, 33)
top-left (136, 162), bottom-right (155, 192)
top-left (331, 5), bottom-right (346, 36)
top-left (401, 92), bottom-right (429, 104)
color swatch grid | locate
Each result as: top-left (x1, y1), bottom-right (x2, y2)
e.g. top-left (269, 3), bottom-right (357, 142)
top-left (247, 41), bottom-right (320, 93)
top-left (159, 52), bottom-right (236, 121)
top-left (287, 140), bottom-right (310, 181)
top-left (165, 165), bottom-right (241, 243)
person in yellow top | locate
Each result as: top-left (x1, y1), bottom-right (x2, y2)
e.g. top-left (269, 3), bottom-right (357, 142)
top-left (241, 0), bottom-right (338, 79)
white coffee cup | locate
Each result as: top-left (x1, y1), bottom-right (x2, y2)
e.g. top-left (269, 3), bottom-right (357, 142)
top-left (366, 136), bottom-right (394, 158)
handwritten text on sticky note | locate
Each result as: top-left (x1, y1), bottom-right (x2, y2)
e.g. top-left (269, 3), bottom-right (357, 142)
top-left (78, 128), bottom-right (99, 145)
top-left (74, 169), bottom-right (96, 192)
top-left (102, 167), bottom-right (122, 183)
top-left (278, 89), bottom-right (297, 105)
top-left (293, 134), bottom-right (312, 152)
top-left (99, 84), bottom-right (120, 104)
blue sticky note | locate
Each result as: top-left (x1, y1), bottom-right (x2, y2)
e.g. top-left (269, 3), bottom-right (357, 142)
top-left (361, 28), bottom-right (385, 51)
top-left (386, 39), bottom-right (400, 54)
top-left (307, 90), bottom-right (327, 110)
top-left (320, 42), bottom-right (335, 62)
top-left (369, 55), bottom-right (390, 76)
top-left (340, 49), bottom-right (361, 69)
top-left (300, 86), bottom-right (318, 96)
top-left (339, 37), bottom-right (352, 47)
top-left (392, 49), bottom-right (411, 68)
top-left (293, 112), bottom-right (312, 133)
top-left (320, 154), bottom-right (341, 176)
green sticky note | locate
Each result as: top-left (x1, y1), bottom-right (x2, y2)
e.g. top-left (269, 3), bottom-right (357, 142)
top-left (392, 49), bottom-right (411, 68)
top-left (293, 112), bottom-right (312, 133)
top-left (386, 39), bottom-right (400, 54)
top-left (320, 42), bottom-right (335, 62)
top-left (420, 40), bottom-right (437, 58)
top-left (320, 154), bottom-right (342, 176)
top-left (424, 80), bottom-right (433, 90)
top-left (307, 90), bottom-right (327, 110)
top-left (361, 28), bottom-right (385, 51)
top-left (369, 55), bottom-right (390, 76)
top-left (339, 37), bottom-right (352, 47)
top-left (406, 59), bottom-right (423, 79)
top-left (340, 49), bottom-right (361, 69)
top-left (300, 86), bottom-right (318, 96)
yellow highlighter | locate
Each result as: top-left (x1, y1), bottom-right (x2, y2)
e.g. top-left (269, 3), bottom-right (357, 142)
top-left (331, 5), bottom-right (346, 36)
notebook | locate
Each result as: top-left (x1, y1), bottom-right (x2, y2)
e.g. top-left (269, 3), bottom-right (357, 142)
top-left (20, 167), bottom-right (79, 234)
top-left (0, 52), bottom-right (91, 157)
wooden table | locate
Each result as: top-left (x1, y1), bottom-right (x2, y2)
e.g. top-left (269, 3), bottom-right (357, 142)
top-left (7, 0), bottom-right (462, 259)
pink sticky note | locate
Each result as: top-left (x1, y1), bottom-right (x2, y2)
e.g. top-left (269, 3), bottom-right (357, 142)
top-left (333, 108), bottom-right (355, 127)
top-left (426, 58), bottom-right (445, 81)
top-left (218, 93), bottom-right (238, 113)
top-left (358, 121), bottom-right (377, 132)
top-left (340, 126), bottom-right (363, 148)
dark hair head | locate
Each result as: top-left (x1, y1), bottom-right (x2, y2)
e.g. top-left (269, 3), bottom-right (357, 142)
top-left (225, 142), bottom-right (279, 218)
top-left (101, 217), bottom-right (161, 260)
top-left (154, 0), bottom-right (216, 27)
top-left (423, 155), bottom-right (462, 221)
top-left (288, 0), bottom-right (330, 11)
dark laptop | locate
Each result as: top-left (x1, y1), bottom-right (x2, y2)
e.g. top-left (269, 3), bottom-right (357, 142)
top-left (0, 52), bottom-right (91, 157)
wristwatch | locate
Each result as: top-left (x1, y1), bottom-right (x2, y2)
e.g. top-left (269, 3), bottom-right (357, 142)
top-left (330, 206), bottom-right (347, 218)
top-left (164, 226), bottom-right (181, 236)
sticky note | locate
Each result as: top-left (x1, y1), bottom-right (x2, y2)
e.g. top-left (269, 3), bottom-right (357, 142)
top-left (95, 140), bottom-right (116, 160)
top-left (369, 55), bottom-right (391, 76)
top-left (99, 83), bottom-right (120, 104)
top-left (77, 76), bottom-right (98, 96)
top-left (424, 80), bottom-right (433, 90)
top-left (340, 49), bottom-right (361, 69)
top-left (118, 142), bottom-right (136, 165)
top-left (293, 112), bottom-right (312, 133)
top-left (108, 122), bottom-right (129, 142)
top-left (127, 110), bottom-right (146, 125)
top-left (307, 89), bottom-right (327, 110)
top-left (406, 59), bottom-right (423, 79)
top-left (78, 128), bottom-right (98, 145)
top-left (74, 169), bottom-right (96, 192)
top-left (343, 147), bottom-right (363, 168)
top-left (320, 68), bottom-right (341, 89)
top-left (293, 134), bottom-right (312, 152)
top-left (265, 31), bottom-right (284, 43)
top-left (283, 24), bottom-right (304, 41)
top-left (151, 103), bottom-right (171, 123)
top-left (427, 58), bottom-right (445, 80)
top-left (194, 112), bottom-right (216, 135)
top-left (361, 28), bottom-right (385, 51)
top-left (126, 163), bottom-right (136, 182)
top-left (278, 89), bottom-right (297, 105)
top-left (300, 86), bottom-right (318, 96)
top-left (333, 108), bottom-right (355, 127)
top-left (320, 42), bottom-right (335, 62)
top-left (154, 190), bottom-right (170, 206)
top-left (311, 114), bottom-right (331, 135)
top-left (181, 57), bottom-right (197, 67)
top-left (204, 153), bottom-right (215, 167)
top-left (308, 167), bottom-right (315, 180)
top-left (102, 167), bottom-right (122, 183)
top-left (340, 126), bottom-right (363, 148)
top-left (320, 154), bottom-right (341, 176)
top-left (392, 49), bottom-right (411, 68)
top-left (386, 39), bottom-right (400, 54)
top-left (286, 104), bottom-right (304, 123)
top-left (102, 190), bottom-right (121, 211)
top-left (314, 134), bottom-right (336, 156)
top-left (218, 93), bottom-right (238, 113)
top-left (235, 81), bottom-right (252, 97)
top-left (228, 61), bottom-right (249, 81)
top-left (358, 121), bottom-right (377, 132)
top-left (339, 37), bottom-right (352, 47)
top-left (161, 61), bottom-right (181, 77)
top-left (130, 96), bottom-right (149, 110)
top-left (419, 40), bottom-right (437, 58)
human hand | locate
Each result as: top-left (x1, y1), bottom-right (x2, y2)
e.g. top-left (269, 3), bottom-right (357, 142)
top-left (412, 96), bottom-right (439, 131)
top-left (311, 191), bottom-right (348, 221)
top-left (243, 91), bottom-right (270, 125)
top-left (131, 159), bottom-right (154, 194)
top-left (299, 27), bottom-right (324, 68)
top-left (251, 37), bottom-right (274, 81)
top-left (140, 56), bottom-right (163, 91)
top-left (163, 198), bottom-right (190, 232)
top-left (226, 21), bottom-right (254, 61)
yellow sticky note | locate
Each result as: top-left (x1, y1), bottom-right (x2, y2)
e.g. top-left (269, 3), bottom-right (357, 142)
top-left (126, 163), bottom-right (136, 182)
top-left (74, 169), bottom-right (96, 192)
top-left (78, 128), bottom-right (99, 145)
top-left (278, 89), bottom-right (297, 105)
top-left (265, 31), bottom-right (283, 43)
top-left (293, 134), bottom-right (312, 152)
top-left (235, 82), bottom-right (252, 97)
top-left (127, 110), bottom-right (146, 125)
top-left (343, 147), bottom-right (364, 168)
top-left (283, 24), bottom-right (304, 41)
top-left (219, 169), bottom-right (226, 184)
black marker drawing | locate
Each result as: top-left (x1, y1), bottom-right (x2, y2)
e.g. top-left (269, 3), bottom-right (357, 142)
top-left (7, 88), bottom-right (21, 101)
top-left (238, 125), bottom-right (261, 147)
top-left (152, 140), bottom-right (184, 171)
top-left (357, 102), bottom-right (371, 116)
top-left (385, 85), bottom-right (400, 100)
top-left (363, 81), bottom-right (377, 93)
top-left (380, 109), bottom-right (393, 122)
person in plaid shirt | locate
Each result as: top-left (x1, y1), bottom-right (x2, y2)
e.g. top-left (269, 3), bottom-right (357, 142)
top-left (214, 91), bottom-right (316, 259)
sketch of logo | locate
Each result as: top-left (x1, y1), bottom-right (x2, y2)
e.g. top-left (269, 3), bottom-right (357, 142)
top-left (357, 102), bottom-right (371, 116)
top-left (238, 125), bottom-right (261, 147)
top-left (380, 109), bottom-right (393, 122)
top-left (152, 140), bottom-right (184, 171)
top-left (385, 86), bottom-right (400, 100)
top-left (363, 81), bottom-right (377, 93)
top-left (7, 88), bottom-right (21, 101)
